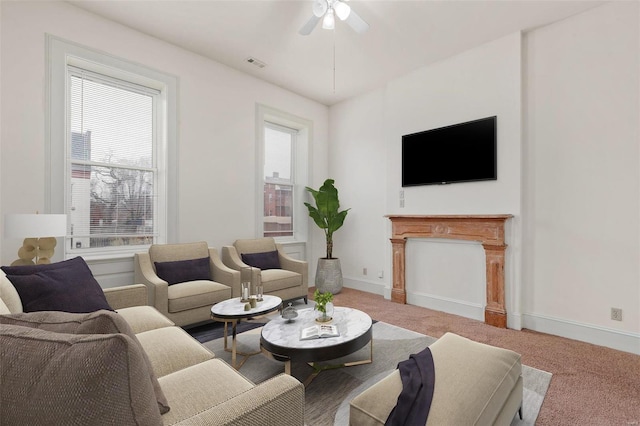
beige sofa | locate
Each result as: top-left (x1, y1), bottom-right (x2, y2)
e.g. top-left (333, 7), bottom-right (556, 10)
top-left (349, 332), bottom-right (523, 425)
top-left (0, 271), bottom-right (304, 425)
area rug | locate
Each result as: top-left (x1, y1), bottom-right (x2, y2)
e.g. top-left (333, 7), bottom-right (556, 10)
top-left (198, 319), bottom-right (552, 426)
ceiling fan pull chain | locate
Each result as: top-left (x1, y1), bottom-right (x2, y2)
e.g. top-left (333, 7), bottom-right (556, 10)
top-left (333, 30), bottom-right (336, 94)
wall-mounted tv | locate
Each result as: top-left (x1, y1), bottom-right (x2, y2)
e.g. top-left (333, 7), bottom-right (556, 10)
top-left (402, 116), bottom-right (497, 187)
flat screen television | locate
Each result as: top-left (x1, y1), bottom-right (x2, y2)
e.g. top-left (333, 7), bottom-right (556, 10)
top-left (402, 116), bottom-right (497, 187)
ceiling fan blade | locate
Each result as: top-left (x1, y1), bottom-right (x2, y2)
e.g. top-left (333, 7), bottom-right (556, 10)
top-left (299, 15), bottom-right (321, 36)
top-left (345, 9), bottom-right (369, 34)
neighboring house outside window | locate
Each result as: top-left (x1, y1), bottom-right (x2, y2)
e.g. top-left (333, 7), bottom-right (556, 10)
top-left (263, 123), bottom-right (295, 238)
top-left (256, 105), bottom-right (311, 245)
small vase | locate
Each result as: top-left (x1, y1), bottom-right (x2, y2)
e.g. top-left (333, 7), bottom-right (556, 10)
top-left (315, 302), bottom-right (334, 323)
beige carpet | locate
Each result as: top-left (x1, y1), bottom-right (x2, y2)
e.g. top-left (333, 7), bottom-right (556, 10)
top-left (323, 287), bottom-right (640, 425)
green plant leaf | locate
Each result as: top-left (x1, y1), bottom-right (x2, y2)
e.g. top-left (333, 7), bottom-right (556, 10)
top-left (305, 179), bottom-right (349, 258)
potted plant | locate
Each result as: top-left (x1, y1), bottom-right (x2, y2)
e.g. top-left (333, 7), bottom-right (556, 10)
top-left (313, 289), bottom-right (334, 322)
top-left (304, 178), bottom-right (350, 294)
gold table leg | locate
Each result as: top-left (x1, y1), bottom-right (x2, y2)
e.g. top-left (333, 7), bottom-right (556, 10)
top-left (222, 320), bottom-right (262, 370)
top-left (262, 339), bottom-right (374, 387)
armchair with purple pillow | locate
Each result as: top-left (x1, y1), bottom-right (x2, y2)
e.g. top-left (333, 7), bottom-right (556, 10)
top-left (134, 241), bottom-right (240, 327)
top-left (221, 237), bottom-right (308, 304)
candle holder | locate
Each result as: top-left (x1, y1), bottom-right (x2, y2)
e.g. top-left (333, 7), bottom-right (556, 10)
top-left (255, 270), bottom-right (263, 301)
top-left (240, 267), bottom-right (252, 302)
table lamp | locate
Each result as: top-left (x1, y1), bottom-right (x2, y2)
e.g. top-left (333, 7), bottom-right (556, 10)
top-left (4, 213), bottom-right (67, 265)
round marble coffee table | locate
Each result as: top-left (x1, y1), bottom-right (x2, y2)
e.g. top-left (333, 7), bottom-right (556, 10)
top-left (211, 295), bottom-right (282, 369)
top-left (260, 306), bottom-right (373, 385)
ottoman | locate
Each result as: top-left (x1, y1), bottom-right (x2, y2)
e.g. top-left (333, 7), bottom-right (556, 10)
top-left (349, 332), bottom-right (523, 425)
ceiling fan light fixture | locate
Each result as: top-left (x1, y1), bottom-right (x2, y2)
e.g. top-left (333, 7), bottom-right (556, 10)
top-left (322, 9), bottom-right (335, 30)
top-left (312, 0), bottom-right (328, 18)
top-left (334, 1), bottom-right (351, 21)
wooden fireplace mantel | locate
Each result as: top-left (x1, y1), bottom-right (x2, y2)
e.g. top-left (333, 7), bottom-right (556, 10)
top-left (386, 214), bottom-right (513, 328)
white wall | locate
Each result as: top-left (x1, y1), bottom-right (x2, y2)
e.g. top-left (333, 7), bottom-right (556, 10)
top-left (331, 32), bottom-right (523, 327)
top-left (328, 88), bottom-right (389, 295)
top-left (0, 1), bottom-right (329, 285)
top-left (330, 3), bottom-right (639, 353)
top-left (522, 1), bottom-right (639, 353)
top-left (0, 2), bottom-right (3, 262)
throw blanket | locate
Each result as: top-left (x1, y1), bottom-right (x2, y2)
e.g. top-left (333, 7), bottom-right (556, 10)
top-left (385, 346), bottom-right (436, 426)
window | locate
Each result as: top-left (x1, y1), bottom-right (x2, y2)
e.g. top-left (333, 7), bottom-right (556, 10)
top-left (256, 105), bottom-right (311, 243)
top-left (68, 68), bottom-right (158, 251)
top-left (47, 36), bottom-right (177, 259)
top-left (263, 123), bottom-right (295, 237)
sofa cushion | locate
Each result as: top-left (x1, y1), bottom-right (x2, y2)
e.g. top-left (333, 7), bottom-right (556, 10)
top-left (427, 333), bottom-right (522, 425)
top-left (167, 280), bottom-right (231, 313)
top-left (154, 257), bottom-right (211, 285)
top-left (0, 310), bottom-right (170, 415)
top-left (158, 359), bottom-right (254, 425)
top-left (0, 270), bottom-right (22, 313)
top-left (241, 250), bottom-right (281, 270)
top-left (0, 325), bottom-right (163, 426)
top-left (0, 257), bottom-right (112, 313)
top-left (149, 241), bottom-right (209, 263)
top-left (116, 305), bottom-right (175, 334)
top-left (0, 296), bottom-right (10, 315)
top-left (234, 238), bottom-right (277, 256)
top-left (261, 269), bottom-right (302, 292)
top-left (136, 326), bottom-right (215, 378)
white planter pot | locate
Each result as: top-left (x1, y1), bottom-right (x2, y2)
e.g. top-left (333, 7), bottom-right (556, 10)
top-left (315, 258), bottom-right (343, 294)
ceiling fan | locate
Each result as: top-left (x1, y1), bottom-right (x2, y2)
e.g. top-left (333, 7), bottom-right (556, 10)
top-left (299, 0), bottom-right (369, 35)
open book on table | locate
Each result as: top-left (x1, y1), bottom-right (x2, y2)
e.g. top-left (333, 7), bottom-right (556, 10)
top-left (300, 324), bottom-right (340, 340)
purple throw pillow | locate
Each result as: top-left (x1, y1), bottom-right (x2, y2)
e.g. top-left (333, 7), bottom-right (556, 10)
top-left (241, 250), bottom-right (281, 270)
top-left (1, 257), bottom-right (113, 313)
top-left (154, 257), bottom-right (211, 285)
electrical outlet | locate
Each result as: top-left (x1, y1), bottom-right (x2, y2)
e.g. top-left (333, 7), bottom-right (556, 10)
top-left (611, 307), bottom-right (623, 321)
top-left (363, 267), bottom-right (367, 276)
top-left (399, 190), bottom-right (405, 208)
top-left (378, 270), bottom-right (384, 279)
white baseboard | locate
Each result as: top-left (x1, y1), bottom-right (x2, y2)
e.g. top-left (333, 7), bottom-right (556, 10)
top-left (329, 281), bottom-right (640, 355)
top-left (342, 277), bottom-right (386, 296)
top-left (407, 292), bottom-right (485, 322)
top-left (523, 313), bottom-right (640, 355)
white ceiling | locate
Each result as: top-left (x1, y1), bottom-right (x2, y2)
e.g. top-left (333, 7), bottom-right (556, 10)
top-left (69, 0), bottom-right (604, 106)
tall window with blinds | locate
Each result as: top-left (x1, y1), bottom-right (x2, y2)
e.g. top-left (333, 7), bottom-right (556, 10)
top-left (68, 67), bottom-right (159, 252)
top-left (263, 123), bottom-right (296, 238)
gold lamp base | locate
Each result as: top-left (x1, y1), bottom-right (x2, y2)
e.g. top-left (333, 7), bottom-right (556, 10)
top-left (11, 237), bottom-right (57, 266)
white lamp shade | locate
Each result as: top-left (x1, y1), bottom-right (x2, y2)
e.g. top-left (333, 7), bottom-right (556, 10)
top-left (334, 1), bottom-right (351, 21)
top-left (322, 9), bottom-right (335, 29)
top-left (4, 214), bottom-right (67, 239)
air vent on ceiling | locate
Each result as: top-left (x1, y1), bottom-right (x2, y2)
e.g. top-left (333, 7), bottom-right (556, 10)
top-left (246, 57), bottom-right (267, 69)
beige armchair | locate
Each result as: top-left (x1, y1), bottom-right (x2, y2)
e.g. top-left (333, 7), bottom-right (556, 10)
top-left (134, 241), bottom-right (239, 327)
top-left (221, 237), bottom-right (308, 304)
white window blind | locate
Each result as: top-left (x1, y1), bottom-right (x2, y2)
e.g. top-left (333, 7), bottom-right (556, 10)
top-left (67, 67), bottom-right (159, 252)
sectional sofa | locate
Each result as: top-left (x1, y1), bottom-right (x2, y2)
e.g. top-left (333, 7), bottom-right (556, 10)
top-left (0, 265), bottom-right (304, 425)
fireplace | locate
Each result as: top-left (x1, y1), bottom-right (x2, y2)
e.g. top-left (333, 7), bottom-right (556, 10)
top-left (386, 215), bottom-right (512, 328)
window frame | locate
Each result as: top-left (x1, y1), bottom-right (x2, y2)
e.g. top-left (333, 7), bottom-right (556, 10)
top-left (256, 104), bottom-right (312, 244)
top-left (46, 35), bottom-right (178, 260)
